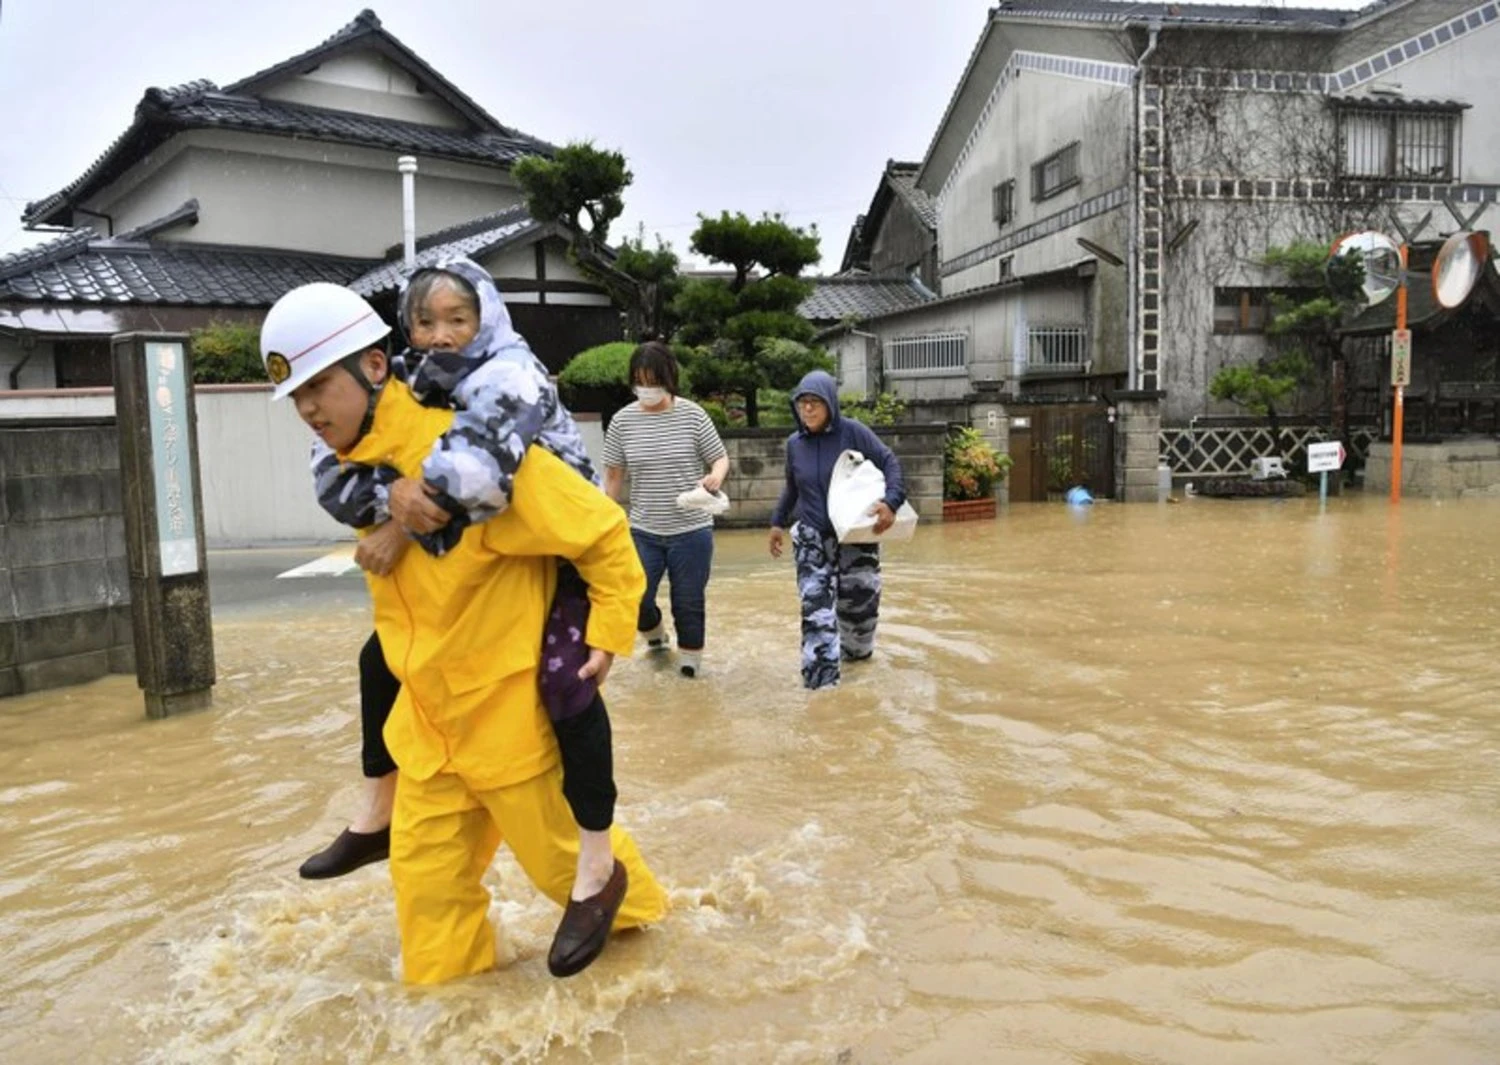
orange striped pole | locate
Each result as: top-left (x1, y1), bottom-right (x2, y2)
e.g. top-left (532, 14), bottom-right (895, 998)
top-left (1391, 244), bottom-right (1408, 505)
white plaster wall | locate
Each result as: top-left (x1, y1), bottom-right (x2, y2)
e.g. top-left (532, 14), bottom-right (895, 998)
top-left (0, 337), bottom-right (57, 390)
top-left (544, 292), bottom-right (614, 307)
top-left (191, 388), bottom-right (344, 543)
top-left (941, 67), bottom-right (1131, 296)
top-left (827, 332), bottom-right (873, 397)
top-left (86, 132), bottom-right (521, 257)
top-left (543, 244), bottom-right (589, 282)
top-left (869, 293), bottom-right (1020, 399)
top-left (256, 51), bottom-right (467, 129)
top-left (481, 243), bottom-right (537, 277)
top-left (482, 241), bottom-right (595, 285)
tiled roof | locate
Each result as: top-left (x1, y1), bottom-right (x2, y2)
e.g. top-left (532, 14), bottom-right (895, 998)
top-left (24, 84), bottom-right (553, 226)
top-left (225, 9), bottom-right (513, 136)
top-left (799, 274), bottom-right (934, 323)
top-left (886, 163), bottom-right (937, 230)
top-left (991, 0), bottom-right (1356, 29)
top-left (351, 205), bottom-right (543, 295)
top-left (1334, 96), bottom-right (1471, 112)
top-left (0, 232), bottom-right (374, 306)
top-left (840, 161), bottom-right (938, 274)
top-left (23, 10), bottom-right (555, 228)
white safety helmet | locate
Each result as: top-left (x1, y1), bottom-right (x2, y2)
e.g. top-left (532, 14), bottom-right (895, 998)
top-left (260, 283), bottom-right (392, 400)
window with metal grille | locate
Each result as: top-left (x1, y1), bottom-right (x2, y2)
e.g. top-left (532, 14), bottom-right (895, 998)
top-left (1032, 142), bottom-right (1080, 201)
top-left (1338, 105), bottom-right (1460, 182)
top-left (993, 179), bottom-right (1015, 226)
top-left (1026, 326), bottom-right (1088, 372)
top-left (998, 255), bottom-right (1014, 280)
top-left (885, 332), bottom-right (967, 376)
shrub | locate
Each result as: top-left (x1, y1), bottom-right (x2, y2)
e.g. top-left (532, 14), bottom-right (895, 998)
top-left (698, 398), bottom-right (729, 429)
top-left (559, 340), bottom-right (699, 400)
top-left (558, 341), bottom-right (636, 391)
top-left (944, 426), bottom-right (1011, 501)
top-left (840, 391), bottom-right (906, 427)
top-left (190, 319), bottom-right (264, 384)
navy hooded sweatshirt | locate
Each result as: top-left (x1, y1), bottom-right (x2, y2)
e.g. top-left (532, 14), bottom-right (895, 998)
top-left (770, 370), bottom-right (907, 536)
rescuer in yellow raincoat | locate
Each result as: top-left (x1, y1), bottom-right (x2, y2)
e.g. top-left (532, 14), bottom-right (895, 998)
top-left (260, 282), bottom-right (667, 985)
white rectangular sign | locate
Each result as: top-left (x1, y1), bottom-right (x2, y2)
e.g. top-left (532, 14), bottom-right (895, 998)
top-left (1391, 328), bottom-right (1412, 387)
top-left (1307, 440), bottom-right (1345, 473)
top-left (145, 341), bottom-right (200, 576)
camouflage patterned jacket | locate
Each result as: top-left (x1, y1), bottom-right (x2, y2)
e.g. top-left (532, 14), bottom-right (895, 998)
top-left (309, 256), bottom-right (598, 555)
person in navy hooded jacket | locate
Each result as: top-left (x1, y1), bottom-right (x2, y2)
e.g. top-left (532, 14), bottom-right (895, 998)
top-left (768, 370), bottom-right (906, 690)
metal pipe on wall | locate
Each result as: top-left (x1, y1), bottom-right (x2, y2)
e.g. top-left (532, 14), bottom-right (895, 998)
top-left (398, 156), bottom-right (418, 270)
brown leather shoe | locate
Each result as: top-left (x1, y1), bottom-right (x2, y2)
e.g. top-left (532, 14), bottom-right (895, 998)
top-left (298, 827), bottom-right (390, 880)
top-left (547, 860), bottom-right (627, 978)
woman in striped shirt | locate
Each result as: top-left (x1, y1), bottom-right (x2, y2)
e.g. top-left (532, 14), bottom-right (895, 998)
top-left (602, 342), bottom-right (729, 678)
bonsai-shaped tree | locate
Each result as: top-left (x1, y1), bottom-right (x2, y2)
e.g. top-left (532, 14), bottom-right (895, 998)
top-left (672, 211), bottom-right (828, 426)
top-left (514, 143), bottom-right (682, 340)
top-left (1209, 240), bottom-right (1365, 456)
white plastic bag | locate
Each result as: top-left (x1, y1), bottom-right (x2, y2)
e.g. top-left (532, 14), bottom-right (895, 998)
top-left (827, 449), bottom-right (919, 544)
top-left (675, 485), bottom-right (731, 515)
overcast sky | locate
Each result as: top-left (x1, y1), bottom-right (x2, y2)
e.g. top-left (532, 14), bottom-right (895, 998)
top-left (0, 0), bottom-right (1369, 272)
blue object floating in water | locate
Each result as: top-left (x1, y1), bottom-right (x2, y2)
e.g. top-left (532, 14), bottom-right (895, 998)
top-left (1065, 486), bottom-right (1094, 506)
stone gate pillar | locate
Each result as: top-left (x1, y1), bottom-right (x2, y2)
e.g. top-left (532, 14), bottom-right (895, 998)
top-left (1112, 391), bottom-right (1163, 502)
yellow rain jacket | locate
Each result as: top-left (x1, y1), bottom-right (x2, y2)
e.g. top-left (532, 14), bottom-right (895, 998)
top-left (340, 380), bottom-right (644, 790)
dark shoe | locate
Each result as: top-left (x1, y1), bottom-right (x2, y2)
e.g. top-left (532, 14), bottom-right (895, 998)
top-left (298, 826), bottom-right (390, 880)
top-left (547, 860), bottom-right (628, 978)
top-left (679, 664), bottom-right (696, 678)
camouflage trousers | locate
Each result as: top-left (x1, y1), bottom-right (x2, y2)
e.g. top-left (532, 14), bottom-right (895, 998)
top-left (791, 523), bottom-right (882, 691)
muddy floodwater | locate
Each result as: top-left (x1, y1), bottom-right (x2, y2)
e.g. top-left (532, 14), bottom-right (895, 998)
top-left (2, 495), bottom-right (1499, 1064)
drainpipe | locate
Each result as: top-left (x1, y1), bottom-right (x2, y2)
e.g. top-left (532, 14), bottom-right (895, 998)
top-left (5, 331), bottom-right (37, 390)
top-left (72, 205), bottom-right (115, 238)
top-left (398, 156), bottom-right (418, 270)
top-left (1127, 22), bottom-right (1161, 392)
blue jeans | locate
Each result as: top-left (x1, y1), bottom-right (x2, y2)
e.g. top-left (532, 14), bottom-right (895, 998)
top-left (631, 526), bottom-right (714, 651)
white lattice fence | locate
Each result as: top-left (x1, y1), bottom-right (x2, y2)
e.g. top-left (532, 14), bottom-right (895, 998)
top-left (1159, 424), bottom-right (1378, 476)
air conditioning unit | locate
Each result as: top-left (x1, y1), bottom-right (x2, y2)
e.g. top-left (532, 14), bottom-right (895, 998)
top-left (1249, 456), bottom-right (1288, 481)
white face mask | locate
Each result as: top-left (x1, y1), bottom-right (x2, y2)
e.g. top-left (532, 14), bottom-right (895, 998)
top-left (634, 386), bottom-right (668, 405)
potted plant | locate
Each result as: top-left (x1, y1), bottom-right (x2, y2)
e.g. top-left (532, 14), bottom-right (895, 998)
top-left (943, 426), bottom-right (1011, 521)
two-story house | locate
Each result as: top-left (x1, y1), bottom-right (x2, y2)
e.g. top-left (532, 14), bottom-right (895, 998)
top-left (828, 0), bottom-right (1498, 489)
top-left (0, 9), bottom-right (620, 389)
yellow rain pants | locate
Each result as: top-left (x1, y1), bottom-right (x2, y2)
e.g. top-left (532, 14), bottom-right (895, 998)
top-left (336, 381), bottom-right (665, 985)
top-left (392, 763), bottom-right (668, 985)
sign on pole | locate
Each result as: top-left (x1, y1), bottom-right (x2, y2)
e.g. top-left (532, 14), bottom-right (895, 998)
top-left (1391, 328), bottom-right (1412, 387)
top-left (1308, 440), bottom-right (1346, 509)
top-left (1306, 440), bottom-right (1345, 474)
top-left (113, 332), bottom-right (216, 719)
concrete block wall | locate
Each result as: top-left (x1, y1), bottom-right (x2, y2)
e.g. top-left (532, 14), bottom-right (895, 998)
top-left (715, 425), bottom-right (948, 529)
top-left (0, 420), bottom-right (134, 696)
top-left (1365, 439), bottom-right (1500, 499)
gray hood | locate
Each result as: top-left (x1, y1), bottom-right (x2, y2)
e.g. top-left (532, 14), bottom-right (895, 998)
top-left (397, 254), bottom-right (523, 360)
